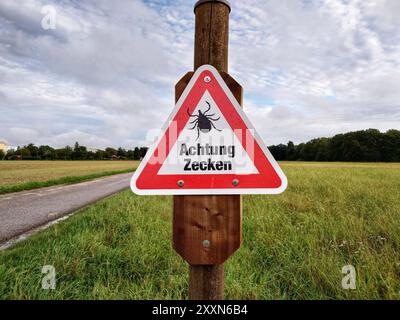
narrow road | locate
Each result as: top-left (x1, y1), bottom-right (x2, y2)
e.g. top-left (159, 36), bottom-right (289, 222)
top-left (0, 173), bottom-right (132, 244)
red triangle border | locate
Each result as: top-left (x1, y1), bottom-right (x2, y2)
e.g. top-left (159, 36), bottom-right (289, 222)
top-left (131, 65), bottom-right (287, 195)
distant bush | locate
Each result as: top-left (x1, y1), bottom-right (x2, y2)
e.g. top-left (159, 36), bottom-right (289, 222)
top-left (268, 129), bottom-right (400, 162)
top-left (5, 141), bottom-right (148, 161)
top-left (5, 128), bottom-right (400, 162)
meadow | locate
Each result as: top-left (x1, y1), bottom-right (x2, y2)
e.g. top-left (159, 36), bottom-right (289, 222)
top-left (0, 162), bottom-right (399, 299)
top-left (0, 161), bottom-right (139, 194)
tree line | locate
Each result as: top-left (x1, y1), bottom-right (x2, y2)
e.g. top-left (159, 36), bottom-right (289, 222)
top-left (268, 129), bottom-right (400, 162)
top-left (0, 142), bottom-right (148, 161)
top-left (1, 129), bottom-right (399, 162)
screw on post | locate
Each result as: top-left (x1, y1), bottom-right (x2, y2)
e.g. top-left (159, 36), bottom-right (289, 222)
top-left (202, 240), bottom-right (211, 248)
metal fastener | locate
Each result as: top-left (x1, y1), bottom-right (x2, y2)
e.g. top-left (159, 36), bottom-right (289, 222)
top-left (232, 179), bottom-right (239, 186)
top-left (204, 76), bottom-right (211, 83)
top-left (178, 180), bottom-right (185, 187)
top-left (202, 240), bottom-right (210, 248)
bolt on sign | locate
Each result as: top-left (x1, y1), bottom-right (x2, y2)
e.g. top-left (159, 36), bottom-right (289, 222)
top-left (131, 65), bottom-right (287, 195)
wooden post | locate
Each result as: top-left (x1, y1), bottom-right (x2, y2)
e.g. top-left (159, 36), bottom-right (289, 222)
top-left (194, 0), bottom-right (230, 70)
top-left (173, 0), bottom-right (242, 300)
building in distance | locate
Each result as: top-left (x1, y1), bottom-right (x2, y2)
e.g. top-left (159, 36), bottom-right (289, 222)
top-left (0, 141), bottom-right (8, 153)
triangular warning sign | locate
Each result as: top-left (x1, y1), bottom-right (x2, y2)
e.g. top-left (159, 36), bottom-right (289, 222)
top-left (131, 65), bottom-right (287, 195)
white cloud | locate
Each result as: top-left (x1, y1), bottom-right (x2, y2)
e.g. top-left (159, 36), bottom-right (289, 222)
top-left (0, 0), bottom-right (399, 148)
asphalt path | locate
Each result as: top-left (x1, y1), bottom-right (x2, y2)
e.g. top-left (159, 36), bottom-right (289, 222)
top-left (0, 172), bottom-right (132, 244)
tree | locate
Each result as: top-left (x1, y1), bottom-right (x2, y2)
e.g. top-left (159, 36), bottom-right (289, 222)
top-left (326, 134), bottom-right (344, 161)
top-left (2, 128), bottom-right (398, 162)
top-left (72, 142), bottom-right (80, 160)
top-left (133, 147), bottom-right (141, 160)
top-left (105, 147), bottom-right (117, 159)
top-left (383, 129), bottom-right (400, 162)
top-left (55, 146), bottom-right (73, 160)
top-left (94, 149), bottom-right (105, 160)
top-left (139, 147), bottom-right (148, 159)
top-left (72, 142), bottom-right (87, 160)
top-left (342, 137), bottom-right (363, 161)
top-left (268, 144), bottom-right (287, 161)
top-left (26, 143), bottom-right (39, 159)
top-left (286, 141), bottom-right (297, 160)
top-left (0, 150), bottom-right (5, 160)
top-left (38, 145), bottom-right (55, 160)
top-left (127, 149), bottom-right (135, 160)
top-left (18, 147), bottom-right (32, 160)
top-left (86, 151), bottom-right (95, 160)
top-left (313, 138), bottom-right (329, 161)
top-left (64, 146), bottom-right (73, 160)
top-left (298, 139), bottom-right (326, 161)
top-left (355, 129), bottom-right (381, 161)
top-left (6, 149), bottom-right (15, 160)
top-left (117, 147), bottom-right (127, 159)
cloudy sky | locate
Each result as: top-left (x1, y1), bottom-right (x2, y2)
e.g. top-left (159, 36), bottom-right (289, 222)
top-left (0, 0), bottom-right (399, 149)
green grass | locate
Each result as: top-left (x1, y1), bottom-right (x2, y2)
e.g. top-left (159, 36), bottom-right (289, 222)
top-left (0, 162), bottom-right (399, 299)
top-left (0, 160), bottom-right (139, 194)
top-left (0, 169), bottom-right (134, 195)
top-left (0, 160), bottom-right (139, 186)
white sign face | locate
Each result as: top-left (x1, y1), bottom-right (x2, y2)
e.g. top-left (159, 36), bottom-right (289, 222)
top-left (131, 64), bottom-right (287, 195)
top-left (158, 91), bottom-right (259, 176)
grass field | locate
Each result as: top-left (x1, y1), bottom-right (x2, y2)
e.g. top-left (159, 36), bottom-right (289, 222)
top-left (0, 161), bottom-right (139, 194)
top-left (0, 162), bottom-right (399, 299)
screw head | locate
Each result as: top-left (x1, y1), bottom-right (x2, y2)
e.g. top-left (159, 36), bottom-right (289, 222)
top-left (204, 76), bottom-right (211, 83)
top-left (178, 180), bottom-right (185, 187)
top-left (202, 240), bottom-right (210, 248)
top-left (232, 179), bottom-right (239, 186)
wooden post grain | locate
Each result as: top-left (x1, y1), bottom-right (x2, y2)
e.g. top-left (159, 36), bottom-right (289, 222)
top-left (194, 0), bottom-right (230, 71)
top-left (173, 0), bottom-right (242, 300)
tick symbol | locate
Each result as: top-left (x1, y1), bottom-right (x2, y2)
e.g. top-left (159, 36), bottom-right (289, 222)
top-left (187, 101), bottom-right (221, 140)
